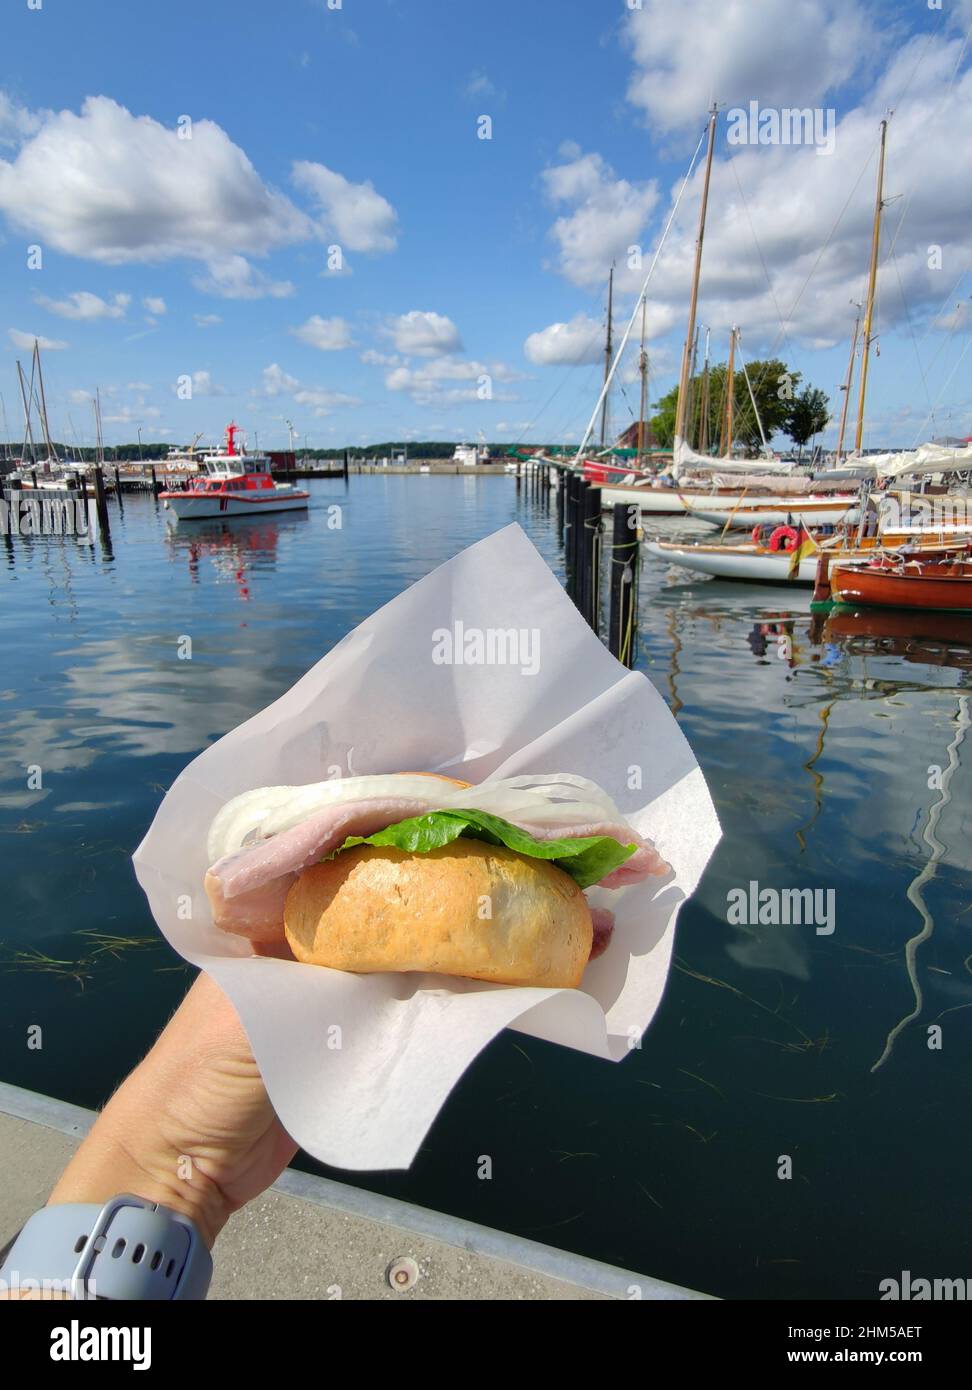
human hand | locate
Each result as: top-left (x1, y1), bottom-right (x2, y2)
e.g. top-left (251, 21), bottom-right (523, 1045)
top-left (48, 972), bottom-right (297, 1249)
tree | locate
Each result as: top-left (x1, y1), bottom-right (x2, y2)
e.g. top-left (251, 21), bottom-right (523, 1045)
top-left (785, 386), bottom-right (830, 460)
top-left (650, 358), bottom-right (800, 453)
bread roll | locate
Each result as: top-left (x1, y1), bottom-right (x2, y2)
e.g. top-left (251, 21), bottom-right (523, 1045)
top-left (284, 838), bottom-right (593, 988)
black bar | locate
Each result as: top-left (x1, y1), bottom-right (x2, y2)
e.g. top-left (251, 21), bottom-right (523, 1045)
top-left (582, 484), bottom-right (602, 633)
top-left (609, 501), bottom-right (640, 667)
top-left (92, 465), bottom-right (110, 534)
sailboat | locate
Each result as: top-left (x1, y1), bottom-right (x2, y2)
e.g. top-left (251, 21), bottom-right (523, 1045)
top-left (598, 109), bottom-right (873, 516)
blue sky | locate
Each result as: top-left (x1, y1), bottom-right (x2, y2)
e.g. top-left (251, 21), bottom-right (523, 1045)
top-left (1, 0), bottom-right (970, 452)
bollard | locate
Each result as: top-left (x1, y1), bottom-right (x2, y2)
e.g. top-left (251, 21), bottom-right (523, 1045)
top-left (93, 465), bottom-right (111, 535)
top-left (581, 485), bottom-right (602, 633)
top-left (609, 502), bottom-right (640, 667)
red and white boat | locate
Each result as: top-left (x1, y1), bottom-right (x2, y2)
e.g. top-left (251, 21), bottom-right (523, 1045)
top-left (160, 424), bottom-right (310, 519)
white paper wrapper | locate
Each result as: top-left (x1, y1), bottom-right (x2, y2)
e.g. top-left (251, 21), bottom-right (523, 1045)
top-left (133, 524), bottom-right (721, 1170)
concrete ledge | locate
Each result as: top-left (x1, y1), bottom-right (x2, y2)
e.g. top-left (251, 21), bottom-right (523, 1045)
top-left (0, 1081), bottom-right (711, 1301)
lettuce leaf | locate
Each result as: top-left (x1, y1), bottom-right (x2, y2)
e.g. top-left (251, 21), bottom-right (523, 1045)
top-left (333, 807), bottom-right (636, 890)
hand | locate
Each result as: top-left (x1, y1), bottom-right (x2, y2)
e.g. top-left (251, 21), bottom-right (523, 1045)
top-left (47, 972), bottom-right (297, 1249)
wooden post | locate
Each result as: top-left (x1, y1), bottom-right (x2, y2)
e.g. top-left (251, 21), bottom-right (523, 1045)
top-left (343, 448), bottom-right (350, 480)
top-left (581, 485), bottom-right (602, 632)
top-left (609, 503), bottom-right (640, 667)
top-left (149, 464), bottom-right (158, 494)
top-left (92, 465), bottom-right (110, 534)
top-left (515, 459), bottom-right (522, 492)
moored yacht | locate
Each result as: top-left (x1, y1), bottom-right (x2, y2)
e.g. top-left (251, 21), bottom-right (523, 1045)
top-left (160, 423), bottom-right (310, 519)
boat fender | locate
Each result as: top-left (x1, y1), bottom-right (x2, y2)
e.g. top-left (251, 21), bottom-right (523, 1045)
top-left (768, 525), bottom-right (800, 553)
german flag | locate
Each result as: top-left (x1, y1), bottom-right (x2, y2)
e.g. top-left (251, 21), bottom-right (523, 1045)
top-left (788, 523), bottom-right (819, 579)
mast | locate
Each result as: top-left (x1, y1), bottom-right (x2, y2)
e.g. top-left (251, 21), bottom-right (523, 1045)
top-left (674, 104), bottom-right (719, 450)
top-left (699, 328), bottom-right (711, 453)
top-left (686, 326), bottom-right (700, 448)
top-left (599, 266), bottom-right (614, 449)
top-left (835, 305), bottom-right (862, 463)
top-left (94, 389), bottom-right (105, 466)
top-left (854, 118), bottom-right (889, 455)
top-left (719, 327), bottom-right (737, 456)
top-left (637, 294), bottom-right (649, 466)
top-left (0, 392), bottom-right (10, 463)
top-left (33, 341), bottom-right (59, 464)
top-left (16, 360), bottom-right (37, 466)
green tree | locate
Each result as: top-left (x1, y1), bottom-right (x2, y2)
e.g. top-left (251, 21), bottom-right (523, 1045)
top-left (651, 358), bottom-right (800, 452)
top-left (784, 386), bottom-right (830, 460)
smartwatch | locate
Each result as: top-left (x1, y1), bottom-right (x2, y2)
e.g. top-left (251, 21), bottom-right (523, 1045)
top-left (0, 1193), bottom-right (213, 1300)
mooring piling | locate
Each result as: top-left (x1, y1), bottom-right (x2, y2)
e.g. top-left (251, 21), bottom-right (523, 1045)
top-left (580, 484), bottom-right (602, 633)
top-left (608, 502), bottom-right (640, 667)
top-left (92, 466), bottom-right (111, 536)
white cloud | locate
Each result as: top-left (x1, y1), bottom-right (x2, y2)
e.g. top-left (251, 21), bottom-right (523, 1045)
top-left (0, 96), bottom-right (310, 265)
top-left (104, 405), bottom-right (162, 423)
top-left (293, 387), bottom-right (361, 415)
top-left (143, 296), bottom-right (166, 314)
top-left (192, 254), bottom-right (293, 300)
top-left (524, 314), bottom-right (604, 366)
top-left (0, 94), bottom-right (397, 288)
top-left (624, 0), bottom-right (876, 133)
top-left (385, 355), bottom-right (518, 405)
top-left (185, 370), bottom-right (227, 397)
top-left (0, 93), bottom-right (45, 148)
top-left (257, 362), bottom-right (359, 417)
top-left (194, 313), bottom-right (222, 328)
top-left (260, 363), bottom-right (300, 396)
top-left (542, 32), bottom-right (972, 355)
top-left (934, 300), bottom-right (972, 333)
top-left (386, 310), bottom-right (463, 356)
top-left (290, 314), bottom-right (353, 351)
top-left (360, 348), bottom-right (402, 367)
top-left (465, 71), bottom-right (496, 100)
top-left (35, 290), bottom-right (130, 320)
top-left (127, 381), bottom-right (153, 392)
top-left (292, 159), bottom-right (398, 253)
top-left (542, 150), bottom-right (659, 289)
top-left (8, 328), bottom-right (68, 350)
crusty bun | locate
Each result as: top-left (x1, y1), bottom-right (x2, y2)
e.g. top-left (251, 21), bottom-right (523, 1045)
top-left (284, 838), bottom-right (593, 988)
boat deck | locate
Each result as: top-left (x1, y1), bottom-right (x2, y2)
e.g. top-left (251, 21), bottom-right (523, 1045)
top-left (0, 1083), bottom-right (710, 1301)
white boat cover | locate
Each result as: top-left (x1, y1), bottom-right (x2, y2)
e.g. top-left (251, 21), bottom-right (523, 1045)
top-left (869, 442), bottom-right (972, 480)
top-left (672, 436), bottom-right (795, 480)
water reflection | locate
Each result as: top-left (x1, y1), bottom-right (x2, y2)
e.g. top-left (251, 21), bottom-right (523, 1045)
top-left (164, 515), bottom-right (307, 600)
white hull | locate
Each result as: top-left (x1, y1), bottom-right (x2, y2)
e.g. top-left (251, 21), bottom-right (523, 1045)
top-left (688, 502), bottom-right (857, 529)
top-left (646, 540), bottom-right (819, 583)
top-left (600, 484), bottom-right (689, 513)
top-left (164, 492), bottom-right (308, 519)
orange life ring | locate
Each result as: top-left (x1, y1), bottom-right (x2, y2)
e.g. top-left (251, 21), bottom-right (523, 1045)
top-left (768, 525), bottom-right (800, 553)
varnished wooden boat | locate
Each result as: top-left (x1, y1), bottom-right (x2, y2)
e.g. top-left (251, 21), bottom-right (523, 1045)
top-left (830, 555), bottom-right (972, 611)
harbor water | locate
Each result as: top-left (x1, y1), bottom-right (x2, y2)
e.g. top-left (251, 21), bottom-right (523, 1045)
top-left (1, 474), bottom-right (969, 1299)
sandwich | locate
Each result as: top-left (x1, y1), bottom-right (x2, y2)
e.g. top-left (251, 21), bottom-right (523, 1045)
top-left (204, 772), bottom-right (668, 989)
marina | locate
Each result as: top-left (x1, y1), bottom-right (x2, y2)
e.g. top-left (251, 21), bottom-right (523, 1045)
top-left (2, 473), bottom-right (971, 1299)
top-left (1, 0), bottom-right (971, 1324)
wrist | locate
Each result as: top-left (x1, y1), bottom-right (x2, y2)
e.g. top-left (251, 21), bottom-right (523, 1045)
top-left (48, 1115), bottom-right (226, 1250)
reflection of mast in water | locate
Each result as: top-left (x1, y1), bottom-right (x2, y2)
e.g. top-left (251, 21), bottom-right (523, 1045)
top-left (795, 694), bottom-right (836, 852)
top-left (665, 608), bottom-right (683, 718)
top-left (871, 695), bottom-right (970, 1072)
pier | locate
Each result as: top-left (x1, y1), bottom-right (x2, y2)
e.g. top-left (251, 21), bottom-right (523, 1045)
top-left (0, 1083), bottom-right (708, 1301)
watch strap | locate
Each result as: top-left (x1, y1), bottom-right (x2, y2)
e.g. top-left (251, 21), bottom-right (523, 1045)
top-left (0, 1194), bottom-right (213, 1300)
